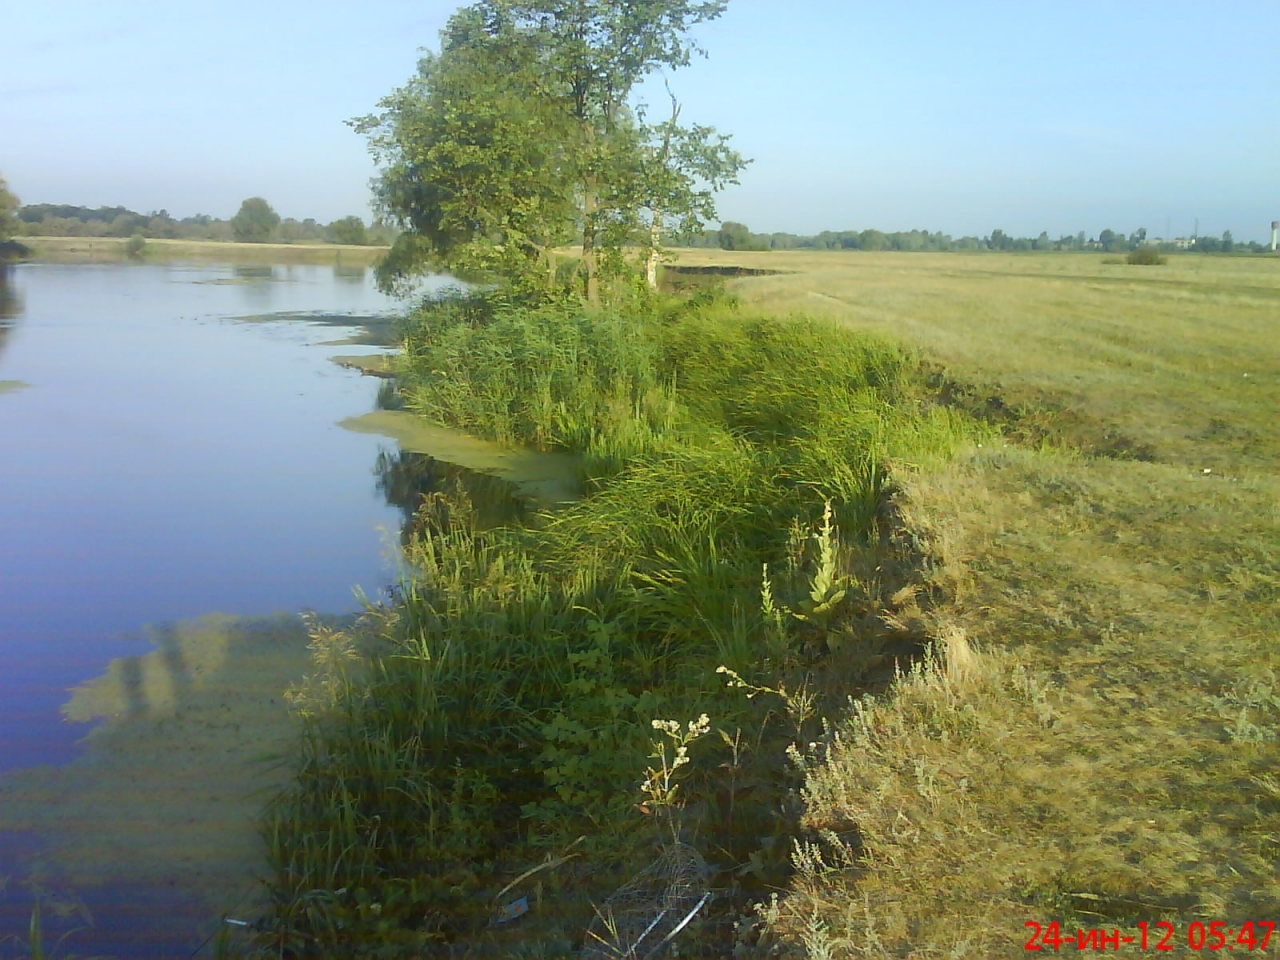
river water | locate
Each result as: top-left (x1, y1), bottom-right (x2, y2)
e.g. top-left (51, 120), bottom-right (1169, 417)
top-left (0, 260), bottom-right (454, 956)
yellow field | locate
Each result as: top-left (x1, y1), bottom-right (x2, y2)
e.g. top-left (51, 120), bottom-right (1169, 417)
top-left (18, 234), bottom-right (389, 265)
top-left (673, 249), bottom-right (1280, 956)
top-left (676, 249), bottom-right (1280, 471)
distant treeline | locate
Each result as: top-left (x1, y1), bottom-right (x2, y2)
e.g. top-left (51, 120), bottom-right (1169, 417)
top-left (682, 221), bottom-right (1272, 255)
top-left (15, 201), bottom-right (397, 246)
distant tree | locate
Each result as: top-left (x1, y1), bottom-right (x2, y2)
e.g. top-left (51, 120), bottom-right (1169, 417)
top-left (858, 228), bottom-right (887, 251)
top-left (328, 215), bottom-right (369, 245)
top-left (1221, 230), bottom-right (1234, 253)
top-left (1129, 227), bottom-right (1147, 245)
top-left (0, 175), bottom-right (28, 261)
top-left (147, 212), bottom-right (177, 239)
top-left (0, 175), bottom-right (20, 243)
top-left (230, 197), bottom-right (280, 243)
top-left (124, 234), bottom-right (147, 258)
top-left (1098, 228), bottom-right (1131, 252)
top-left (717, 221), bottom-right (755, 251)
top-left (1033, 231), bottom-right (1052, 250)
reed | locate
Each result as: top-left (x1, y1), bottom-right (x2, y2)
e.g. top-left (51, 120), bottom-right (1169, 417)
top-left (257, 290), bottom-right (975, 956)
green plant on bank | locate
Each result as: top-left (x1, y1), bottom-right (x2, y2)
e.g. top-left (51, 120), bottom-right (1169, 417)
top-left (1125, 246), bottom-right (1167, 265)
top-left (123, 233), bottom-right (146, 258)
top-left (0, 894), bottom-right (107, 960)
top-left (638, 714), bottom-right (712, 843)
top-left (255, 288), bottom-right (976, 957)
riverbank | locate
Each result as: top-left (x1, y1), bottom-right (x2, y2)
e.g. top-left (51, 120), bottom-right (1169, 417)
top-left (15, 235), bottom-right (389, 265)
top-left (258, 289), bottom-right (977, 956)
top-left (679, 249), bottom-right (1280, 955)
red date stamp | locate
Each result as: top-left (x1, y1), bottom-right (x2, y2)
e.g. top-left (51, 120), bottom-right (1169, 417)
top-left (1025, 920), bottom-right (1275, 951)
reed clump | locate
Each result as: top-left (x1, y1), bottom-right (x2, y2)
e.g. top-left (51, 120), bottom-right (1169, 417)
top-left (258, 291), bottom-right (976, 956)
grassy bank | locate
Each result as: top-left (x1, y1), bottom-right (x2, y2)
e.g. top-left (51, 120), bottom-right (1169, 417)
top-left (17, 235), bottom-right (389, 265)
top-left (681, 250), bottom-right (1280, 956)
top-left (256, 290), bottom-right (976, 956)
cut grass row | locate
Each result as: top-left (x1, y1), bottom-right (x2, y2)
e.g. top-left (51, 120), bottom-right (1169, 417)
top-left (690, 250), bottom-right (1280, 956)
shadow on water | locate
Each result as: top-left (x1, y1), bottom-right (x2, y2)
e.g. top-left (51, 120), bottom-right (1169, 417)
top-left (375, 448), bottom-right (527, 542)
top-left (333, 263), bottom-right (367, 285)
top-left (231, 264), bottom-right (275, 281)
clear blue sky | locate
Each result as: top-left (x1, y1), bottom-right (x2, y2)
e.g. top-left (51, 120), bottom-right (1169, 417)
top-left (3, 0), bottom-right (1277, 241)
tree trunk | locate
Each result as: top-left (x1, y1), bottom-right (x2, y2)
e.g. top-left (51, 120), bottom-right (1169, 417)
top-left (582, 173), bottom-right (599, 305)
top-left (645, 209), bottom-right (661, 291)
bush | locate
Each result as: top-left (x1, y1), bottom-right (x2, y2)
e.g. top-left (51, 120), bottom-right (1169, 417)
top-left (124, 233), bottom-right (146, 258)
top-left (1126, 247), bottom-right (1166, 266)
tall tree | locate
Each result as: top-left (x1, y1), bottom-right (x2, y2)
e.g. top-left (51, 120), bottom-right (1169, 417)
top-left (484, 0), bottom-right (728, 302)
top-left (353, 10), bottom-right (580, 295)
top-left (635, 92), bottom-right (745, 288)
top-left (230, 197), bottom-right (281, 243)
top-left (359, 0), bottom-right (737, 303)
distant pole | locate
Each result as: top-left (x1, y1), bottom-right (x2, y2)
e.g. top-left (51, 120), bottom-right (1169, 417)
top-left (1270, 221), bottom-right (1279, 252)
top-left (1194, 218), bottom-right (1199, 240)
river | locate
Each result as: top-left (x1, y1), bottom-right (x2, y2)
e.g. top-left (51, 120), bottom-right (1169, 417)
top-left (0, 259), bottom-right (452, 957)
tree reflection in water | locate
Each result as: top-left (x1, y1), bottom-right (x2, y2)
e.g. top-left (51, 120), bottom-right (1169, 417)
top-left (0, 266), bottom-right (22, 361)
top-left (374, 448), bottom-right (528, 543)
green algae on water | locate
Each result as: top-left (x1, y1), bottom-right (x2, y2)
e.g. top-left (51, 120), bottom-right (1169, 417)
top-left (340, 409), bottom-right (583, 505)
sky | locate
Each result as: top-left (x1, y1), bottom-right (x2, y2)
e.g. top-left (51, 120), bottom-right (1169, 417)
top-left (2, 0), bottom-right (1277, 241)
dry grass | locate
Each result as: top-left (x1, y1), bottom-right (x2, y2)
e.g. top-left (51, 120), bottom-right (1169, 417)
top-left (672, 250), bottom-right (1280, 956)
top-left (19, 235), bottom-right (388, 264)
top-left (676, 249), bottom-right (1280, 471)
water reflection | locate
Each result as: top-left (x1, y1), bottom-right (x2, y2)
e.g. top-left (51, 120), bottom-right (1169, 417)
top-left (0, 267), bottom-right (21, 362)
top-left (0, 267), bottom-right (20, 319)
top-left (333, 263), bottom-right (367, 284)
top-left (0, 613), bottom-right (313, 959)
top-left (374, 378), bottom-right (403, 411)
top-left (374, 449), bottom-right (527, 542)
top-left (231, 264), bottom-right (275, 281)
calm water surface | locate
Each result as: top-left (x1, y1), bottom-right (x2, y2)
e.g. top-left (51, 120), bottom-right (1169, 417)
top-left (0, 261), bottom-right (448, 955)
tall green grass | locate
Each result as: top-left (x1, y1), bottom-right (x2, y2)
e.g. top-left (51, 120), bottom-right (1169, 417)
top-left (259, 291), bottom-right (975, 956)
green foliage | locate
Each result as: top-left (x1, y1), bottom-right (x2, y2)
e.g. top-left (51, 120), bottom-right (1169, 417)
top-left (230, 197), bottom-right (281, 243)
top-left (355, 0), bottom-right (743, 301)
top-left (1125, 246), bottom-right (1166, 265)
top-left (0, 173), bottom-right (29, 261)
top-left (716, 220), bottom-right (761, 251)
top-left (0, 173), bottom-right (20, 243)
top-left (123, 233), bottom-right (146, 258)
top-left (327, 215), bottom-right (368, 245)
top-left (259, 291), bottom-right (976, 954)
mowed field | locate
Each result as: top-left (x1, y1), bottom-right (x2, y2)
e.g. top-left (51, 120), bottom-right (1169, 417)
top-left (674, 250), bottom-right (1280, 956)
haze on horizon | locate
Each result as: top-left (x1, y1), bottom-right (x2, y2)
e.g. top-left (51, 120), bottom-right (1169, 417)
top-left (2, 0), bottom-right (1277, 242)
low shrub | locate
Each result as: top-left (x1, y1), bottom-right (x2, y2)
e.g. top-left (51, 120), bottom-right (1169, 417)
top-left (1126, 246), bottom-right (1167, 265)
